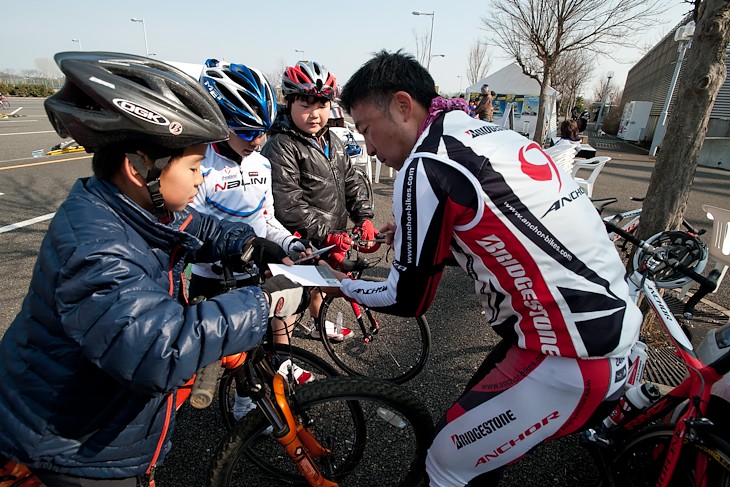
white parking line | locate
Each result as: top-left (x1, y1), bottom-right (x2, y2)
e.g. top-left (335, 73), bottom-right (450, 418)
top-left (0, 130), bottom-right (56, 136)
top-left (0, 213), bottom-right (56, 234)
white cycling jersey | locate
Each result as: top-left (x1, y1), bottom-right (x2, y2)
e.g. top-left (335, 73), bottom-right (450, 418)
top-left (340, 110), bottom-right (641, 359)
top-left (190, 144), bottom-right (297, 279)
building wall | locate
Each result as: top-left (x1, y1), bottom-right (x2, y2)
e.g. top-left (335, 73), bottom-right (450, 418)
top-left (620, 16), bottom-right (730, 168)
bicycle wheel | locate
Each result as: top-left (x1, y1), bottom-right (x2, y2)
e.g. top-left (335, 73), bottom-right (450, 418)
top-left (605, 424), bottom-right (730, 486)
top-left (207, 376), bottom-right (433, 487)
top-left (1, 100), bottom-right (9, 110)
top-left (318, 296), bottom-right (431, 383)
top-left (353, 166), bottom-right (374, 209)
top-left (218, 343), bottom-right (340, 431)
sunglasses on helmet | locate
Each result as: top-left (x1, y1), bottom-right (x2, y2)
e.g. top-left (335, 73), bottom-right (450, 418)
top-left (299, 83), bottom-right (336, 100)
top-left (234, 129), bottom-right (266, 141)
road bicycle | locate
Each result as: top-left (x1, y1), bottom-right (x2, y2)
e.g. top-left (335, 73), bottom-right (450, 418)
top-left (594, 197), bottom-right (706, 265)
top-left (300, 234), bottom-right (432, 384)
top-left (203, 335), bottom-right (434, 486)
top-left (580, 220), bottom-right (730, 486)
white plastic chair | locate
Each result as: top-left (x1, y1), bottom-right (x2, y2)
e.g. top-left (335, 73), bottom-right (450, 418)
top-left (329, 127), bottom-right (372, 182)
top-left (701, 204), bottom-right (730, 292)
top-left (570, 156), bottom-right (610, 198)
top-left (543, 144), bottom-right (576, 175)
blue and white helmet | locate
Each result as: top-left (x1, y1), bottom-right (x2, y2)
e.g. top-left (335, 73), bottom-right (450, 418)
top-left (200, 59), bottom-right (277, 137)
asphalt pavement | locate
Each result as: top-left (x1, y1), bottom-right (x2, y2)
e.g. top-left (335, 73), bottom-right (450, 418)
top-left (2, 102), bottom-right (730, 485)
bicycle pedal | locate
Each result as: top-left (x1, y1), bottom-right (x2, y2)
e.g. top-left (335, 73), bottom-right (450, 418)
top-left (297, 322), bottom-right (315, 335)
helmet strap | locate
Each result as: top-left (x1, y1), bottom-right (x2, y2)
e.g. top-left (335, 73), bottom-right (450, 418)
top-left (126, 151), bottom-right (173, 223)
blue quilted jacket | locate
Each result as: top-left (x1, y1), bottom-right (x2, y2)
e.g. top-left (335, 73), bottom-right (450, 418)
top-left (0, 177), bottom-right (269, 479)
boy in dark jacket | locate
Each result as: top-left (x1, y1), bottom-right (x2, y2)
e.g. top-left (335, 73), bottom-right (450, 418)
top-left (261, 60), bottom-right (375, 341)
top-left (0, 52), bottom-right (308, 486)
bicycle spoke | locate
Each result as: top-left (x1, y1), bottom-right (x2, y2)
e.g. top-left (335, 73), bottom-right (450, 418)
top-left (320, 297), bottom-right (430, 383)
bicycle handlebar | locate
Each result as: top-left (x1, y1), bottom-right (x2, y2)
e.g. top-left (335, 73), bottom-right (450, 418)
top-left (604, 221), bottom-right (718, 318)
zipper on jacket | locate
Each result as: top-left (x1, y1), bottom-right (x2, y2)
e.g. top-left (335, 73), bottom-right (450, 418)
top-left (148, 213), bottom-right (193, 485)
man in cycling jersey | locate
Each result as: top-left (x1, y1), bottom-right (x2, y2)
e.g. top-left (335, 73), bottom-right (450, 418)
top-left (0, 52), bottom-right (308, 486)
top-left (337, 50), bottom-right (642, 486)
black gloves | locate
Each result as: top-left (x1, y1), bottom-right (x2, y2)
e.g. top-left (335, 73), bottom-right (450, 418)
top-left (287, 237), bottom-right (310, 261)
top-left (226, 237), bottom-right (288, 273)
top-left (261, 275), bottom-right (310, 319)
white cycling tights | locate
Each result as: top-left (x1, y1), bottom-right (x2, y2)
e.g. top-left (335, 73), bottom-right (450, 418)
top-left (426, 342), bottom-right (627, 486)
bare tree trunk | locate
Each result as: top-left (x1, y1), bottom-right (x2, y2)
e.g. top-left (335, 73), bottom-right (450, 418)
top-left (639, 0), bottom-right (730, 239)
top-left (533, 66), bottom-right (552, 144)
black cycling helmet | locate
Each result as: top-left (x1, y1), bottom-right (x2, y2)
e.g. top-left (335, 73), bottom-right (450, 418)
top-left (45, 51), bottom-right (228, 152)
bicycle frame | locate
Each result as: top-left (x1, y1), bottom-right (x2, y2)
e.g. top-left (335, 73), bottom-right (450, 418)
top-left (228, 346), bottom-right (340, 487)
top-left (604, 208), bottom-right (642, 242)
top-left (591, 271), bottom-right (729, 486)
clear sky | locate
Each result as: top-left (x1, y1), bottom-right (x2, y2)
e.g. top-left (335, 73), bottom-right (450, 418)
top-left (2, 0), bottom-right (693, 98)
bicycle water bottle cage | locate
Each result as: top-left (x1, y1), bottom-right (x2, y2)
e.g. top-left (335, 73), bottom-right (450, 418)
top-left (632, 230), bottom-right (708, 288)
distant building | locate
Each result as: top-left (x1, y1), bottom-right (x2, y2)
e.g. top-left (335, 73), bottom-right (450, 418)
top-left (621, 16), bottom-right (730, 169)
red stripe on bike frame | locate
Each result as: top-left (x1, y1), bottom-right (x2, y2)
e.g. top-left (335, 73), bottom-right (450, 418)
top-left (459, 201), bottom-right (576, 356)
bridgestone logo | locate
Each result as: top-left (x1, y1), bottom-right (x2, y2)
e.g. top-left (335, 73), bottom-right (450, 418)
top-left (451, 410), bottom-right (517, 449)
top-left (113, 99), bottom-right (169, 126)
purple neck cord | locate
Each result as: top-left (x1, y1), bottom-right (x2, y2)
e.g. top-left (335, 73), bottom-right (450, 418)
top-left (417, 96), bottom-right (470, 138)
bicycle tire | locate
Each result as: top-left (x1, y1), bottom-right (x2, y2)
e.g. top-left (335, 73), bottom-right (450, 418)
top-left (603, 424), bottom-right (730, 486)
top-left (318, 296), bottom-right (431, 383)
top-left (207, 376), bottom-right (433, 487)
top-left (1, 101), bottom-right (9, 110)
top-left (218, 343), bottom-right (340, 431)
top-left (353, 166), bottom-right (374, 210)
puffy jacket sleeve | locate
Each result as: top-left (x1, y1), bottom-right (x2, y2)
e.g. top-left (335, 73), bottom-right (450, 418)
top-left (189, 210), bottom-right (256, 263)
top-left (54, 210), bottom-right (269, 395)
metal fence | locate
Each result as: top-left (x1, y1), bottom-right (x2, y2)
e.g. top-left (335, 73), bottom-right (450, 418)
top-left (0, 75), bottom-right (63, 89)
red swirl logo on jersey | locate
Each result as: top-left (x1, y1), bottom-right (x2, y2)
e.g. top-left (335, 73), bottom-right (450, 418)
top-left (518, 142), bottom-right (562, 190)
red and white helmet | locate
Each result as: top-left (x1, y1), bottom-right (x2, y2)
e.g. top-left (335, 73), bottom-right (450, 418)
top-left (282, 61), bottom-right (338, 101)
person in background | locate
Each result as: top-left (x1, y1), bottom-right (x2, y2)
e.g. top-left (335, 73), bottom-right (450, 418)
top-left (554, 119), bottom-right (582, 154)
top-left (261, 60), bottom-right (375, 342)
top-left (192, 59), bottom-right (316, 421)
top-left (0, 51), bottom-right (308, 486)
top-left (579, 107), bottom-right (590, 132)
top-left (336, 49), bottom-right (641, 486)
top-left (475, 84), bottom-right (494, 122)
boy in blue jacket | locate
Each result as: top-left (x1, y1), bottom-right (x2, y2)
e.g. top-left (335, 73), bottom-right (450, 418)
top-left (0, 52), bottom-right (308, 486)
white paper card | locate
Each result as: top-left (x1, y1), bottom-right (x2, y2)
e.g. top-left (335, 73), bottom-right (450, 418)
top-left (268, 264), bottom-right (342, 288)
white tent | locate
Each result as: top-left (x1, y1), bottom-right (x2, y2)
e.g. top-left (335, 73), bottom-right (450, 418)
top-left (465, 63), bottom-right (558, 142)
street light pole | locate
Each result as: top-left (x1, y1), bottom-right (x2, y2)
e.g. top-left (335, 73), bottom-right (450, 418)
top-left (71, 38), bottom-right (83, 51)
top-left (595, 71), bottom-right (614, 132)
top-left (130, 18), bottom-right (150, 56)
top-left (294, 49), bottom-right (305, 60)
top-left (457, 75), bottom-right (463, 93)
top-left (412, 11), bottom-right (435, 70)
top-left (649, 21), bottom-right (696, 157)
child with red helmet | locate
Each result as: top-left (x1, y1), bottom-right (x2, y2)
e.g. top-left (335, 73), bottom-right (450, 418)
top-left (261, 60), bottom-right (375, 341)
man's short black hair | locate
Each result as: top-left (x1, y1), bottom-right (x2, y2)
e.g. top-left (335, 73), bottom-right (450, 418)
top-left (340, 50), bottom-right (438, 114)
